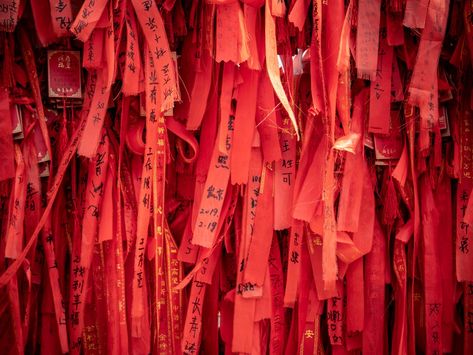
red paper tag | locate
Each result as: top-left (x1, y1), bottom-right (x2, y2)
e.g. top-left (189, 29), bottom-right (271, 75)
top-left (0, 0), bottom-right (19, 32)
top-left (374, 112), bottom-right (403, 162)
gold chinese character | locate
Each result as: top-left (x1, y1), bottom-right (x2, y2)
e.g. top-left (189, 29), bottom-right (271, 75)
top-left (305, 330), bottom-right (315, 339)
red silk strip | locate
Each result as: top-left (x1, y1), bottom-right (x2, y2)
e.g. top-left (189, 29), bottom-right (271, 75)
top-left (83, 30), bottom-right (104, 69)
top-left (186, 48), bottom-right (213, 131)
top-left (308, 233), bottom-right (338, 300)
top-left (288, 0), bottom-right (311, 31)
top-left (336, 0), bottom-right (352, 136)
top-left (268, 236), bottom-right (285, 354)
top-left (38, 113), bottom-right (70, 355)
top-left (77, 71), bottom-right (111, 158)
top-left (98, 164), bottom-right (114, 243)
top-left (362, 220), bottom-right (386, 355)
top-left (243, 3), bottom-right (263, 71)
top-left (8, 274), bottom-right (23, 355)
top-left (230, 65), bottom-right (260, 185)
top-left (292, 135), bottom-right (325, 222)
top-left (256, 70), bottom-right (282, 164)
top-left (41, 218), bottom-right (69, 354)
top-left (131, 0), bottom-right (179, 112)
top-left (284, 220), bottom-right (303, 307)
top-left (190, 76), bottom-right (218, 229)
top-left (5, 144), bottom-right (25, 259)
top-left (70, 0), bottom-right (108, 42)
top-left (69, 129), bottom-right (110, 354)
top-left (22, 135), bottom-right (41, 343)
top-left (309, 0), bottom-right (339, 295)
top-left (0, 0), bottom-right (19, 32)
top-left (0, 89), bottom-right (15, 181)
top-left (130, 47), bottom-right (159, 343)
top-left (387, 11), bottom-right (404, 46)
top-left (242, 164), bottom-right (274, 288)
top-left (215, 2), bottom-right (248, 64)
top-left (30, 0), bottom-right (58, 46)
top-left (327, 282), bottom-right (344, 346)
top-left (217, 62), bottom-right (235, 154)
top-left (403, 0), bottom-right (430, 29)
top-left (232, 148), bottom-right (262, 353)
top-left (78, 4), bottom-right (116, 158)
top-left (182, 279), bottom-right (207, 354)
top-left (264, 0), bottom-right (299, 140)
top-left (458, 106), bottom-right (473, 281)
top-left (368, 26), bottom-right (393, 135)
top-left (177, 219), bottom-right (199, 264)
top-left (164, 226), bottom-right (184, 354)
top-left (337, 90), bottom-right (367, 233)
top-left (408, 0), bottom-right (449, 107)
top-left (49, 0), bottom-right (72, 37)
top-left (346, 258), bottom-right (364, 334)
top-left (421, 176), bottom-right (444, 355)
top-left (194, 186), bottom-right (238, 285)
top-left (435, 177), bottom-right (455, 352)
top-left (392, 239), bottom-right (408, 355)
top-left (355, 0), bottom-right (382, 80)
top-left (102, 160), bottom-right (128, 355)
top-left (122, 5), bottom-right (143, 96)
top-left (465, 1), bottom-right (473, 70)
top-left (152, 103), bottom-right (169, 354)
top-left (192, 69), bottom-right (235, 248)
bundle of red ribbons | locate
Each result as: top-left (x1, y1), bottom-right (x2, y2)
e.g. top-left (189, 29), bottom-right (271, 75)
top-left (0, 0), bottom-right (473, 354)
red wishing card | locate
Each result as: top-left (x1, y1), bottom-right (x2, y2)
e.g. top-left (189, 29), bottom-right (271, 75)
top-left (374, 111), bottom-right (403, 161)
top-left (47, 50), bottom-right (82, 99)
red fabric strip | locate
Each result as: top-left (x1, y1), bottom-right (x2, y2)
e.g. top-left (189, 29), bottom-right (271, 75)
top-left (243, 164), bottom-right (274, 288)
top-left (83, 30), bottom-right (104, 70)
top-left (327, 282), bottom-right (344, 346)
top-left (421, 176), bottom-right (443, 355)
top-left (49, 0), bottom-right (72, 37)
top-left (268, 236), bottom-right (285, 354)
top-left (355, 0), bottom-right (382, 80)
top-left (230, 66), bottom-right (260, 185)
top-left (256, 71), bottom-right (282, 164)
top-left (284, 220), bottom-right (303, 307)
top-left (131, 0), bottom-right (179, 112)
top-left (346, 259), bottom-right (364, 334)
top-left (71, 0), bottom-right (108, 42)
top-left (0, 0), bottom-right (19, 31)
top-left (368, 28), bottom-right (393, 135)
top-left (5, 145), bottom-right (25, 259)
top-left (77, 71), bottom-right (111, 158)
top-left (0, 89), bottom-right (15, 181)
top-left (192, 77), bottom-right (234, 247)
top-left (362, 220), bottom-right (386, 355)
top-left (122, 6), bottom-right (143, 96)
top-left (69, 130), bottom-right (109, 354)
